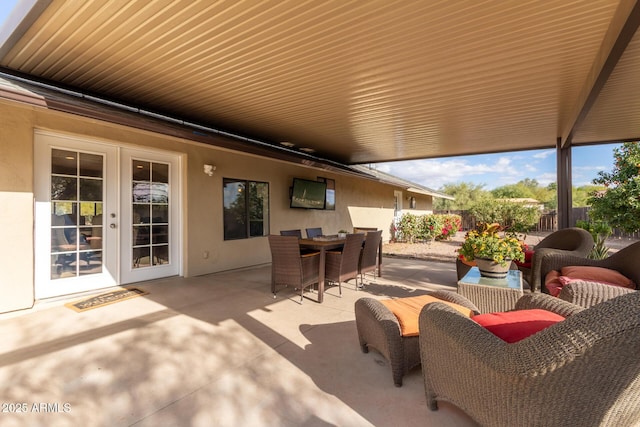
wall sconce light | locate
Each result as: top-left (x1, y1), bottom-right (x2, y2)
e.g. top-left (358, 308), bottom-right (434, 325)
top-left (204, 164), bottom-right (216, 176)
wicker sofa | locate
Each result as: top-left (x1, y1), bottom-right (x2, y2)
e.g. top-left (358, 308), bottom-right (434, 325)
top-left (354, 290), bottom-right (480, 387)
top-left (418, 292), bottom-right (640, 427)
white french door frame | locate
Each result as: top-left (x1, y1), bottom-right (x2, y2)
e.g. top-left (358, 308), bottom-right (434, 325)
top-left (34, 130), bottom-right (183, 299)
top-left (119, 147), bottom-right (182, 284)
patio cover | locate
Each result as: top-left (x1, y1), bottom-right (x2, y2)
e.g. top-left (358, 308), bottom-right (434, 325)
top-left (1, 0), bottom-right (640, 223)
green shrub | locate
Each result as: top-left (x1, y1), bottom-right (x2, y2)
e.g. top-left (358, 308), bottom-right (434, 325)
top-left (396, 213), bottom-right (420, 242)
top-left (469, 200), bottom-right (540, 233)
top-left (418, 214), bottom-right (444, 241)
top-left (437, 214), bottom-right (462, 240)
top-left (394, 213), bottom-right (462, 242)
top-left (576, 219), bottom-right (612, 259)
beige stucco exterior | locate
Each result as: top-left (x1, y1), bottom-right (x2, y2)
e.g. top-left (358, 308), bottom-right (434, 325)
top-left (0, 98), bottom-right (434, 314)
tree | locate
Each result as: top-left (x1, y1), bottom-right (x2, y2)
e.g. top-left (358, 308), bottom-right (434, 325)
top-left (588, 142), bottom-right (640, 233)
top-left (491, 179), bottom-right (560, 210)
top-left (573, 185), bottom-right (605, 207)
top-left (433, 182), bottom-right (492, 210)
top-left (491, 183), bottom-right (534, 199)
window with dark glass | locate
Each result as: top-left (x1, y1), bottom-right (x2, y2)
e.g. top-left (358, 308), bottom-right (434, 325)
top-left (223, 179), bottom-right (269, 240)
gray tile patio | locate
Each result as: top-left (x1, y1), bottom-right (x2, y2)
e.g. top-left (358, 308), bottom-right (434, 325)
top-left (0, 257), bottom-right (478, 427)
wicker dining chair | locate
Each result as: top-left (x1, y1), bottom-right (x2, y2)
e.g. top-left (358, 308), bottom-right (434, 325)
top-left (268, 235), bottom-right (320, 303)
top-left (358, 229), bottom-right (382, 288)
top-left (305, 227), bottom-right (323, 238)
top-left (280, 229), bottom-right (303, 238)
top-left (325, 233), bottom-right (365, 295)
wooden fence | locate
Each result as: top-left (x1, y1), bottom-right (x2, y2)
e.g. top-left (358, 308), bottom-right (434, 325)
top-left (434, 208), bottom-right (640, 239)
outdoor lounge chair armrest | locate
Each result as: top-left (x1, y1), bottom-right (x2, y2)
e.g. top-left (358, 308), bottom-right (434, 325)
top-left (354, 297), bottom-right (403, 353)
top-left (558, 281), bottom-right (635, 308)
top-left (514, 293), bottom-right (584, 317)
top-left (428, 290), bottom-right (481, 315)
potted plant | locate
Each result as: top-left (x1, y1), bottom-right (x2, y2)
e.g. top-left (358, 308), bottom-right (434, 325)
top-left (338, 229), bottom-right (348, 238)
top-left (458, 223), bottom-right (525, 278)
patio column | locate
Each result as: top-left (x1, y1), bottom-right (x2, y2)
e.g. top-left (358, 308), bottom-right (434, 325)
top-left (556, 138), bottom-right (572, 229)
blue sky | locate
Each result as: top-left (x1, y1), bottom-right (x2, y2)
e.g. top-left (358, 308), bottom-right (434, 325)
top-left (0, 3), bottom-right (622, 192)
top-left (374, 144), bottom-right (621, 191)
top-left (0, 1), bottom-right (20, 28)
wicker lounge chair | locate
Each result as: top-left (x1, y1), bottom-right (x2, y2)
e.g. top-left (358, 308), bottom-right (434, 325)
top-left (358, 229), bottom-right (382, 287)
top-left (521, 227), bottom-right (594, 292)
top-left (419, 292), bottom-right (640, 427)
top-left (268, 235), bottom-right (320, 302)
top-left (354, 290), bottom-right (481, 387)
top-left (539, 240), bottom-right (640, 307)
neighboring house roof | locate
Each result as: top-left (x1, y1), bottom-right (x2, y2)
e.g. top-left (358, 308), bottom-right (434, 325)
top-left (351, 165), bottom-right (455, 200)
top-left (496, 198), bottom-right (541, 204)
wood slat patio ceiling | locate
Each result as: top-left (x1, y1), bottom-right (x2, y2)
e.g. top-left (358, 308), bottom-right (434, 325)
top-left (1, 0), bottom-right (639, 164)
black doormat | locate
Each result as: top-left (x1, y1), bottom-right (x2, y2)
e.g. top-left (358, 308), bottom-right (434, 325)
top-left (65, 287), bottom-right (149, 312)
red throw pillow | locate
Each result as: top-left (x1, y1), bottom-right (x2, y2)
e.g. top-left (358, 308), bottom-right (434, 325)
top-left (472, 309), bottom-right (565, 343)
top-left (545, 270), bottom-right (564, 296)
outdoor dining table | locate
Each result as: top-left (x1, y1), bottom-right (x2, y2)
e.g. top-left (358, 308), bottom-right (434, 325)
top-left (299, 236), bottom-right (345, 303)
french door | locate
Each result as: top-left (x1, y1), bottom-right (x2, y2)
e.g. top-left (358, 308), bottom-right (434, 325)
top-left (34, 131), bottom-right (181, 299)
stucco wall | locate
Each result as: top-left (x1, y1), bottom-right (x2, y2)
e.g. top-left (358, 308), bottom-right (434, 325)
top-left (0, 102), bottom-right (35, 312)
top-left (0, 98), bottom-right (432, 312)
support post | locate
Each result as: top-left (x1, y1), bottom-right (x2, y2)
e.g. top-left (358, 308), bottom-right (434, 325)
top-left (556, 138), bottom-right (572, 229)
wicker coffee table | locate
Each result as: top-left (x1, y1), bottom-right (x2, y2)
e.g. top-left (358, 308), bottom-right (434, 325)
top-left (457, 267), bottom-right (523, 313)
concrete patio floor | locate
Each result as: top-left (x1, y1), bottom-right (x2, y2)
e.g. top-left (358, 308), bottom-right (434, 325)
top-left (0, 257), bottom-right (479, 427)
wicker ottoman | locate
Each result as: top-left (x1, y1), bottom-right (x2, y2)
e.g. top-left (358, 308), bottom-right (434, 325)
top-left (354, 291), bottom-right (479, 386)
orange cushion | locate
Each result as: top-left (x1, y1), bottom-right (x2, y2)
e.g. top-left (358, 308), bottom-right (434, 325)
top-left (380, 295), bottom-right (475, 337)
top-left (473, 309), bottom-right (565, 343)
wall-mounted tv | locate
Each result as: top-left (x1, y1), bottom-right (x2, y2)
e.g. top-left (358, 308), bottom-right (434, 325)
top-left (290, 178), bottom-right (327, 209)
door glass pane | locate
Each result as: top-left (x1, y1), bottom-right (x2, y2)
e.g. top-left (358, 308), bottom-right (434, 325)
top-left (152, 163), bottom-right (169, 183)
top-left (132, 159), bottom-right (170, 269)
top-left (152, 225), bottom-right (169, 244)
top-left (80, 152), bottom-right (103, 178)
top-left (151, 183), bottom-right (169, 203)
top-left (152, 205), bottom-right (168, 223)
top-left (133, 204), bottom-right (150, 224)
top-left (80, 178), bottom-right (102, 201)
top-left (152, 246), bottom-right (169, 265)
top-left (50, 150), bottom-right (104, 279)
top-left (132, 182), bottom-right (151, 203)
top-left (132, 160), bottom-right (150, 181)
top-left (51, 176), bottom-right (77, 200)
top-left (51, 149), bottom-right (77, 175)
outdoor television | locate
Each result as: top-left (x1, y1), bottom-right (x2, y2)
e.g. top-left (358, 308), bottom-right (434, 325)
top-left (290, 178), bottom-right (327, 209)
